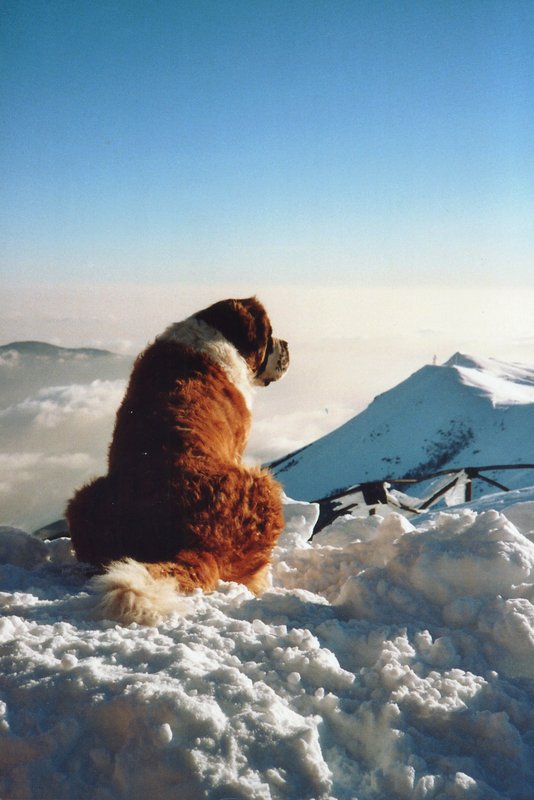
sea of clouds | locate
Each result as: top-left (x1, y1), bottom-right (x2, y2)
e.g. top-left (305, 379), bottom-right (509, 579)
top-left (4, 282), bottom-right (534, 531)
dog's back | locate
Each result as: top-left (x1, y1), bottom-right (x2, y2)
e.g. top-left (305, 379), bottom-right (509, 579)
top-left (66, 298), bottom-right (289, 624)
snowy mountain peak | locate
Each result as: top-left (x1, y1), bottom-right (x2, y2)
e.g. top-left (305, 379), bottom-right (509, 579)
top-left (271, 353), bottom-right (534, 501)
top-left (443, 352), bottom-right (534, 406)
top-left (443, 352), bottom-right (482, 369)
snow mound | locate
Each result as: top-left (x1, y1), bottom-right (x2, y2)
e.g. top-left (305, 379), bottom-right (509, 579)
top-left (1, 495), bottom-right (534, 798)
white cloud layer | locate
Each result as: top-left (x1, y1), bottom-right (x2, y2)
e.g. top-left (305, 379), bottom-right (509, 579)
top-left (0, 450), bottom-right (100, 530)
top-left (0, 378), bottom-right (126, 529)
top-left (16, 380), bottom-right (126, 429)
top-left (4, 282), bottom-right (534, 360)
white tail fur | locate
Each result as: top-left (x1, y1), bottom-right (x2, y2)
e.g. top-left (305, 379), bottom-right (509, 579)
top-left (89, 558), bottom-right (193, 626)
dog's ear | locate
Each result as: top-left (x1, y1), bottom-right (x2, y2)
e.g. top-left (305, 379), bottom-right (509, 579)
top-left (231, 297), bottom-right (266, 344)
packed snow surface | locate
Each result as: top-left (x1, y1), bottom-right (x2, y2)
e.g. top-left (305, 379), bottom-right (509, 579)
top-left (2, 493), bottom-right (534, 799)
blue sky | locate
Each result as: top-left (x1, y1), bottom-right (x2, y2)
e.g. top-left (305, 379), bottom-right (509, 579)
top-left (1, 0), bottom-right (533, 286)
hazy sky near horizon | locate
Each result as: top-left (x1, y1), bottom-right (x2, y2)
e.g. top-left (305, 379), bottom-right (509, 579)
top-left (2, 0), bottom-right (533, 288)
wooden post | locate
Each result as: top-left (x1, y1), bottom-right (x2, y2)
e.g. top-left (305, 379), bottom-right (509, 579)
top-left (465, 478), bottom-right (472, 502)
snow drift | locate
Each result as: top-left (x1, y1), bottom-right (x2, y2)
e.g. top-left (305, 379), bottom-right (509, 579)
top-left (2, 493), bottom-right (534, 799)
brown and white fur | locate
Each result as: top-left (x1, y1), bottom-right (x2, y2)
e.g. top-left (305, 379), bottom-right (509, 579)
top-left (66, 297), bottom-right (289, 625)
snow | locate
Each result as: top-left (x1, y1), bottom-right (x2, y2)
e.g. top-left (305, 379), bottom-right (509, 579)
top-left (271, 353), bottom-right (534, 501)
top-left (2, 495), bottom-right (534, 799)
top-left (445, 353), bottom-right (534, 407)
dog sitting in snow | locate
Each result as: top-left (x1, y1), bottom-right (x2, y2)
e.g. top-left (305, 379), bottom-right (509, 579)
top-left (66, 297), bottom-right (289, 624)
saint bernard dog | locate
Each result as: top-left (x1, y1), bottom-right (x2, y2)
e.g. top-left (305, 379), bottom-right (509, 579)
top-left (66, 297), bottom-right (289, 625)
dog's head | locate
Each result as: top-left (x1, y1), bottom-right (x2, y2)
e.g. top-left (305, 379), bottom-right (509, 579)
top-left (194, 297), bottom-right (289, 386)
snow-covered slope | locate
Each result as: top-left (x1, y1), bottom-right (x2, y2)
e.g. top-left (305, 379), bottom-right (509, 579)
top-left (271, 353), bottom-right (534, 501)
top-left (2, 494), bottom-right (534, 799)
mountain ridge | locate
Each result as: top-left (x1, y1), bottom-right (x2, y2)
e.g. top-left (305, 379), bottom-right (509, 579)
top-left (0, 340), bottom-right (117, 358)
top-left (270, 353), bottom-right (534, 501)
top-left (0, 340), bottom-right (132, 408)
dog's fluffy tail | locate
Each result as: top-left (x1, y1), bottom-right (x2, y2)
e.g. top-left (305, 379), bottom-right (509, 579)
top-left (89, 558), bottom-right (195, 626)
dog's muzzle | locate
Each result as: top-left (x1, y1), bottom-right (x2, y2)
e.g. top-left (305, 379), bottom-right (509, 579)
top-left (255, 338), bottom-right (290, 386)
